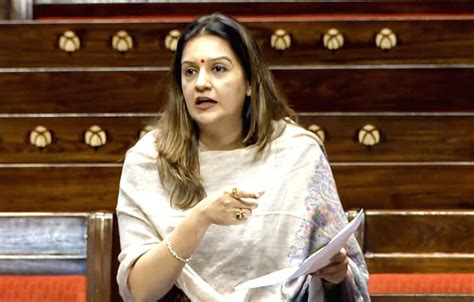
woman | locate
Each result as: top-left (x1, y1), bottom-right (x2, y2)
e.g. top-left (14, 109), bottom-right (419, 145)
top-left (116, 13), bottom-right (370, 301)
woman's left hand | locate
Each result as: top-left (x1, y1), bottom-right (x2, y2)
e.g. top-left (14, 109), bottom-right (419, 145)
top-left (311, 248), bottom-right (348, 285)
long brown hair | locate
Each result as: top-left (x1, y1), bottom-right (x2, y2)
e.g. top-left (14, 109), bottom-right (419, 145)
top-left (156, 13), bottom-right (297, 209)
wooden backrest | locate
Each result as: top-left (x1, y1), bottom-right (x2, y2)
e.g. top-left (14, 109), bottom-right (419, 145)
top-left (0, 211), bottom-right (113, 302)
top-left (363, 210), bottom-right (474, 274)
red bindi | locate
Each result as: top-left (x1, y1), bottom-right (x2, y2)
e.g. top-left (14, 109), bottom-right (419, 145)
top-left (200, 59), bottom-right (205, 63)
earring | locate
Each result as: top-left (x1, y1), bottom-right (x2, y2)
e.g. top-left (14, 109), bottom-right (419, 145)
top-left (246, 88), bottom-right (251, 97)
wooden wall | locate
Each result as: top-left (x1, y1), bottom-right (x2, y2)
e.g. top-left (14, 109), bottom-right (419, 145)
top-left (0, 0), bottom-right (7, 20)
top-left (1, 17), bottom-right (474, 212)
top-left (31, 1), bottom-right (474, 20)
top-left (365, 210), bottom-right (474, 274)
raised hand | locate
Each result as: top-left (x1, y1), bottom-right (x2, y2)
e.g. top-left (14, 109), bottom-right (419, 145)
top-left (193, 188), bottom-right (264, 226)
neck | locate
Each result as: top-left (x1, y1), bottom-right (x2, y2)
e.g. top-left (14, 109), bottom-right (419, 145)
top-left (199, 124), bottom-right (243, 151)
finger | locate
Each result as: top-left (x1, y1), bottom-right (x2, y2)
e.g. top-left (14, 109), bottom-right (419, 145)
top-left (231, 188), bottom-right (265, 200)
top-left (237, 198), bottom-right (259, 209)
top-left (228, 189), bottom-right (263, 209)
top-left (320, 258), bottom-right (348, 275)
top-left (331, 248), bottom-right (347, 263)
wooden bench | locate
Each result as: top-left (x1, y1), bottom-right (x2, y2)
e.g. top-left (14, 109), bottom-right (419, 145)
top-left (0, 212), bottom-right (113, 302)
top-left (351, 210), bottom-right (474, 301)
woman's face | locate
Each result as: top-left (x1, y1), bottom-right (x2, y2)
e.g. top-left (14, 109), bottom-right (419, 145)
top-left (181, 34), bottom-right (248, 132)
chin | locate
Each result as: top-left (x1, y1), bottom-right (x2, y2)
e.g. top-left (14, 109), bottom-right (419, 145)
top-left (191, 112), bottom-right (224, 127)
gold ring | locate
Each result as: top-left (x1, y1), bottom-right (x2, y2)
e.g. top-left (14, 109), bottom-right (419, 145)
top-left (231, 187), bottom-right (239, 199)
top-left (234, 208), bottom-right (247, 221)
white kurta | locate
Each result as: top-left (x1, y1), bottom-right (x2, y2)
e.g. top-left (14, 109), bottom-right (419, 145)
top-left (116, 120), bottom-right (370, 301)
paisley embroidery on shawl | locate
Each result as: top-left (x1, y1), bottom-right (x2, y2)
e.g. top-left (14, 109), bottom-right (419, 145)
top-left (287, 153), bottom-right (340, 264)
top-left (282, 152), bottom-right (370, 301)
top-left (282, 153), bottom-right (344, 299)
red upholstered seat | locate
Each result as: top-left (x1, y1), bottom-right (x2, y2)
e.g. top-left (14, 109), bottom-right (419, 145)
top-left (369, 273), bottom-right (474, 294)
top-left (0, 275), bottom-right (86, 302)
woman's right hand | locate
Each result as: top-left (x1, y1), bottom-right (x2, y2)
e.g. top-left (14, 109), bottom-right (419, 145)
top-left (193, 188), bottom-right (264, 226)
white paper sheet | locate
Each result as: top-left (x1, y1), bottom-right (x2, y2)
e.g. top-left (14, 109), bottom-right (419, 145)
top-left (234, 210), bottom-right (364, 290)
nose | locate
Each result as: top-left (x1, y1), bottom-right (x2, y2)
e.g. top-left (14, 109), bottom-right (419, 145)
top-left (195, 68), bottom-right (211, 91)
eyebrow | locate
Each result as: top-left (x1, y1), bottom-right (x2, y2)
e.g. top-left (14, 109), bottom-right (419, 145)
top-left (182, 56), bottom-right (233, 65)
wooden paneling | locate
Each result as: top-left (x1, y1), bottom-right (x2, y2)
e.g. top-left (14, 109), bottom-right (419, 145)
top-left (252, 20), bottom-right (474, 66)
top-left (364, 211), bottom-right (474, 273)
top-left (334, 165), bottom-right (474, 209)
top-left (2, 68), bottom-right (474, 113)
top-left (0, 70), bottom-right (165, 113)
top-left (300, 115), bottom-right (474, 162)
top-left (365, 212), bottom-right (474, 253)
top-left (0, 166), bottom-right (121, 212)
top-left (33, 2), bottom-right (474, 20)
top-left (0, 0), bottom-right (6, 20)
top-left (0, 117), bottom-right (155, 163)
top-left (0, 23), bottom-right (178, 68)
top-left (1, 115), bottom-right (473, 163)
top-left (367, 256), bottom-right (474, 273)
top-left (0, 165), bottom-right (472, 212)
top-left (1, 19), bottom-right (474, 67)
top-left (278, 68), bottom-right (474, 112)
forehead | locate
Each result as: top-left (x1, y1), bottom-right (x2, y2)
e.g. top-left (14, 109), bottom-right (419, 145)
top-left (181, 34), bottom-right (238, 62)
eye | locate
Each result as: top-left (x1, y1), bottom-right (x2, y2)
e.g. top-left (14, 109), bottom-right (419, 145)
top-left (212, 65), bottom-right (227, 73)
top-left (183, 67), bottom-right (197, 77)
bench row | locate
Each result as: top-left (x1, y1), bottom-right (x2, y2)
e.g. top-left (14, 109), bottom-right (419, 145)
top-left (1, 210), bottom-right (472, 301)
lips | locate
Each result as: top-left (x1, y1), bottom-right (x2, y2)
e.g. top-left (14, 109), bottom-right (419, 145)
top-left (195, 97), bottom-right (217, 105)
top-left (195, 97), bottom-right (218, 110)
